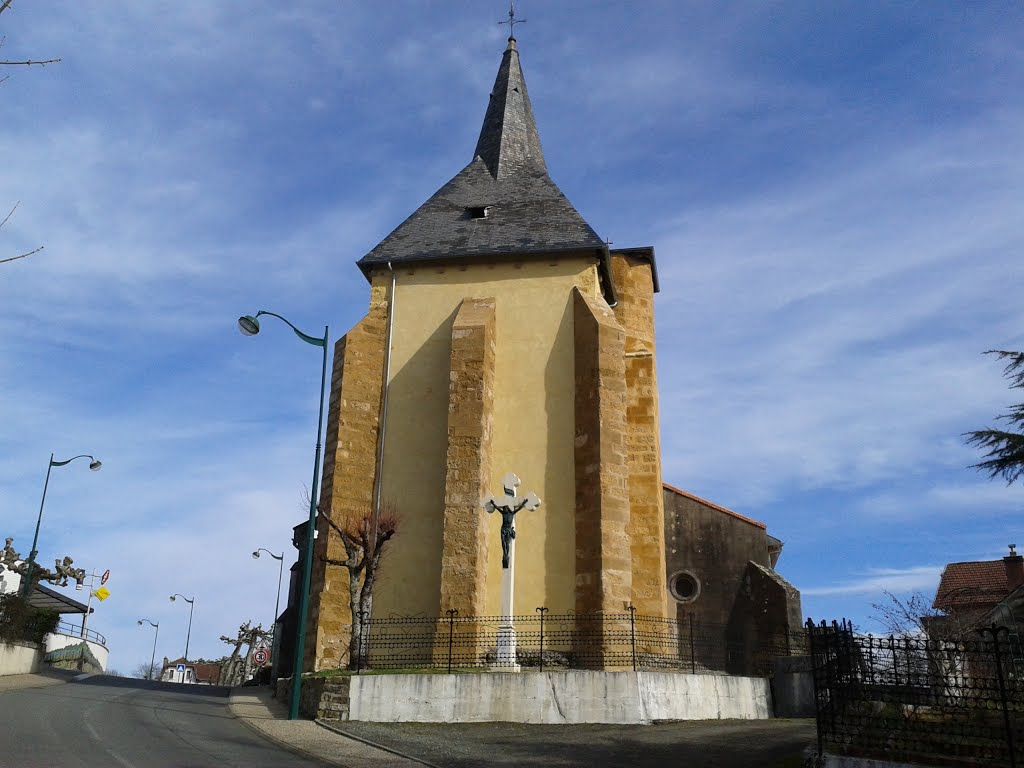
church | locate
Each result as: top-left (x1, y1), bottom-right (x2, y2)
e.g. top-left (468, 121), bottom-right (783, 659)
top-left (300, 33), bottom-right (801, 673)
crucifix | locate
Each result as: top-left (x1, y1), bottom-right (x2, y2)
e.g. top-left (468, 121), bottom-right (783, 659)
top-left (481, 472), bottom-right (541, 668)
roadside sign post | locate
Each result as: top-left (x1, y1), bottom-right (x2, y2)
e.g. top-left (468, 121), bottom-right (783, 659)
top-left (81, 570), bottom-right (110, 641)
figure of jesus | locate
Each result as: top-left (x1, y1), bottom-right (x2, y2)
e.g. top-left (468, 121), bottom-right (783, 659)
top-left (481, 472), bottom-right (542, 569)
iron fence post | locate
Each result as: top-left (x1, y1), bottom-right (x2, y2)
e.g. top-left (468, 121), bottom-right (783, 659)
top-left (689, 613), bottom-right (696, 673)
top-left (628, 604), bottom-right (637, 671)
top-left (536, 607), bottom-right (548, 672)
top-left (889, 636), bottom-right (899, 687)
top-left (806, 620), bottom-right (825, 761)
top-left (981, 624), bottom-right (1017, 768)
top-left (445, 609), bottom-right (458, 674)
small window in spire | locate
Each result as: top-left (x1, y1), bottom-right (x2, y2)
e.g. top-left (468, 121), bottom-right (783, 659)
top-left (467, 206), bottom-right (490, 220)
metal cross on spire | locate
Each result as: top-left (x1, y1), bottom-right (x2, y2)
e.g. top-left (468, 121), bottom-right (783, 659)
top-left (499, 1), bottom-right (527, 39)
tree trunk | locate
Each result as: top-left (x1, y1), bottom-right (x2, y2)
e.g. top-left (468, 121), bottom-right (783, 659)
top-left (348, 566), bottom-right (365, 669)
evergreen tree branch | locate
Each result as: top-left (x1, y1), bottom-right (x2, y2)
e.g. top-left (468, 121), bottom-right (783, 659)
top-left (964, 350), bottom-right (1024, 484)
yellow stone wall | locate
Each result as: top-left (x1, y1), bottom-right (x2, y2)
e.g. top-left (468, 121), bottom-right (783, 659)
top-left (610, 252), bottom-right (670, 620)
top-left (370, 256), bottom-right (602, 620)
top-left (306, 294), bottom-right (389, 670)
top-left (308, 248), bottom-right (671, 671)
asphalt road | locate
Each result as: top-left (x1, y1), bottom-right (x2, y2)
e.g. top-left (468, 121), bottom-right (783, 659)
top-left (0, 674), bottom-right (328, 768)
top-left (335, 718), bottom-right (818, 768)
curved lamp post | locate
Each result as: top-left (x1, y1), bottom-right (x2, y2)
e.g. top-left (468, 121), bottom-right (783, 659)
top-left (137, 619), bottom-right (160, 680)
top-left (22, 453), bottom-right (102, 597)
top-left (239, 309), bottom-right (328, 720)
top-left (169, 594), bottom-right (195, 662)
top-left (252, 547), bottom-right (284, 658)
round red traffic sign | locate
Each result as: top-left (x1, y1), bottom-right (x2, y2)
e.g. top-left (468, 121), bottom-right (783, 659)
top-left (253, 648), bottom-right (269, 667)
top-left (100, 569), bottom-right (110, 585)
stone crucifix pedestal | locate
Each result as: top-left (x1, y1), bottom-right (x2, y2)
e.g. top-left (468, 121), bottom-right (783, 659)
top-left (481, 472), bottom-right (541, 670)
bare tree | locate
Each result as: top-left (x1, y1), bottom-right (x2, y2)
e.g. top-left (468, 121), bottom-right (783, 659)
top-left (217, 620), bottom-right (270, 686)
top-left (1, 2), bottom-right (58, 263)
top-left (317, 500), bottom-right (399, 669)
top-left (131, 661), bottom-right (160, 680)
top-left (0, 0), bottom-right (60, 69)
top-left (1, 2), bottom-right (56, 264)
top-left (0, 203), bottom-right (42, 264)
top-left (870, 589), bottom-right (983, 642)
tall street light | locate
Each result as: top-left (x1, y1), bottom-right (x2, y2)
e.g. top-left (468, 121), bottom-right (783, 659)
top-left (239, 309), bottom-right (327, 720)
top-left (137, 619), bottom-right (160, 680)
top-left (22, 453), bottom-right (102, 597)
top-left (252, 547), bottom-right (284, 658)
top-left (169, 593), bottom-right (195, 663)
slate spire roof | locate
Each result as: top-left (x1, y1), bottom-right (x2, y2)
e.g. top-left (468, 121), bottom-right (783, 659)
top-left (473, 36), bottom-right (546, 179)
top-left (357, 36), bottom-right (605, 277)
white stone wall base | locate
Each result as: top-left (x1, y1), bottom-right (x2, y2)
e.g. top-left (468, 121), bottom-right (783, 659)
top-left (0, 641), bottom-right (42, 676)
top-left (347, 670), bottom-right (772, 724)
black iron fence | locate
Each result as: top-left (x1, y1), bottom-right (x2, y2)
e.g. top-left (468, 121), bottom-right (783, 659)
top-left (349, 607), bottom-right (804, 677)
top-left (808, 619), bottom-right (1024, 768)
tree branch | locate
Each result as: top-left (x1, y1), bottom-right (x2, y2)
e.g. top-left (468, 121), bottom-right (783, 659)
top-left (964, 349), bottom-right (1024, 484)
top-left (0, 58), bottom-right (61, 66)
top-left (1, 246), bottom-right (42, 264)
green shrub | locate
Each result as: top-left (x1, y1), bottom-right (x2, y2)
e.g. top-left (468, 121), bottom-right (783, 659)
top-left (0, 592), bottom-right (59, 645)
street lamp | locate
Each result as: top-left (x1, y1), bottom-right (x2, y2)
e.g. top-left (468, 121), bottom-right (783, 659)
top-left (252, 548), bottom-right (284, 657)
top-left (22, 453), bottom-right (102, 597)
top-left (137, 619), bottom-right (160, 680)
top-left (168, 593), bottom-right (195, 663)
top-left (239, 309), bottom-right (328, 720)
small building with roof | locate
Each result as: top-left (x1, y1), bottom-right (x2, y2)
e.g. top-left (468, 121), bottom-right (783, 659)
top-left (929, 545), bottom-right (1024, 640)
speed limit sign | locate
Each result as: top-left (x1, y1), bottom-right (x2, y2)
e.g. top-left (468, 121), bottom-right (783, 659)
top-left (252, 648), bottom-right (269, 667)
top-left (100, 569), bottom-right (110, 585)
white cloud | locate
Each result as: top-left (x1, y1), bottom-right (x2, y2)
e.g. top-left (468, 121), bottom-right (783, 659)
top-left (3, 1), bottom-right (1023, 668)
top-left (802, 566), bottom-right (942, 597)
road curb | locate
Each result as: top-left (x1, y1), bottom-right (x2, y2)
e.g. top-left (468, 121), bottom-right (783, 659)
top-left (228, 690), bottom-right (340, 767)
top-left (316, 720), bottom-right (443, 768)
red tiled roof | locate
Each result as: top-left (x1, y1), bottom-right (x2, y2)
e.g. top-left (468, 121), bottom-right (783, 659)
top-left (933, 560), bottom-right (1009, 610)
top-left (662, 482), bottom-right (767, 530)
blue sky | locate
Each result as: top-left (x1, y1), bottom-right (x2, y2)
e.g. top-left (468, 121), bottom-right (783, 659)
top-left (2, 1), bottom-right (1022, 672)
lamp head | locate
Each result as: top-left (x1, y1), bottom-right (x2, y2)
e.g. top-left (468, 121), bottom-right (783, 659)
top-left (252, 551), bottom-right (260, 559)
top-left (137, 620), bottom-right (143, 625)
top-left (89, 459), bottom-right (102, 471)
top-left (238, 315), bottom-right (260, 336)
top-left (169, 595), bottom-right (176, 602)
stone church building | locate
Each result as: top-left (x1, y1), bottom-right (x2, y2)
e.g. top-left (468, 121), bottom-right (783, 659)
top-left (302, 35), bottom-right (801, 672)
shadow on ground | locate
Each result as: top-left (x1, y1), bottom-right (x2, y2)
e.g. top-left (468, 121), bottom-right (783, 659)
top-left (74, 673), bottom-right (230, 697)
top-left (335, 718), bottom-right (816, 768)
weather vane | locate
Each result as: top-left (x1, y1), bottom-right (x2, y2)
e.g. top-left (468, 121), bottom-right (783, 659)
top-left (499, 1), bottom-right (526, 39)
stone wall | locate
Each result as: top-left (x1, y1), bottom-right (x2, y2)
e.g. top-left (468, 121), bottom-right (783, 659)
top-left (276, 674), bottom-right (352, 720)
top-left (610, 251), bottom-right (669, 620)
top-left (0, 640), bottom-right (41, 676)
top-left (438, 298), bottom-right (496, 618)
top-left (306, 284), bottom-right (389, 671)
top-left (663, 486), bottom-right (772, 628)
top-left (346, 670), bottom-right (773, 723)
top-left (572, 288), bottom-right (631, 618)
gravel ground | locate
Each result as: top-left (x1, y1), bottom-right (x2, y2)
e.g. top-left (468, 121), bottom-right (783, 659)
top-left (332, 718), bottom-right (817, 768)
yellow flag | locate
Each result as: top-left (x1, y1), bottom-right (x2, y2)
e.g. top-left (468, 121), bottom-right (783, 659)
top-left (94, 586), bottom-right (111, 601)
